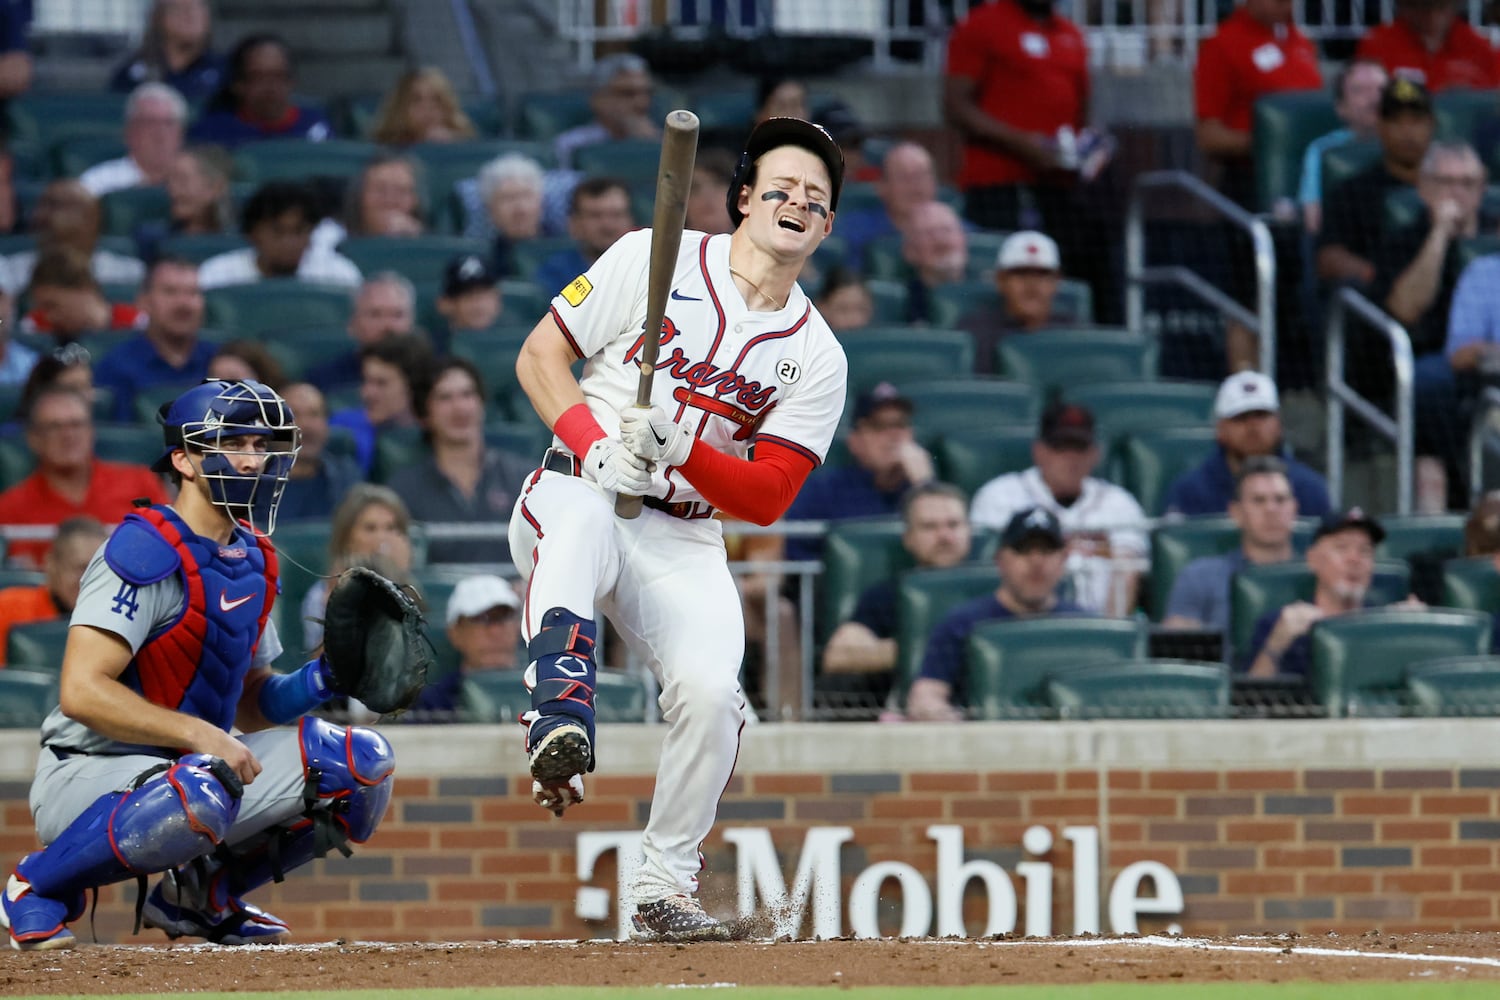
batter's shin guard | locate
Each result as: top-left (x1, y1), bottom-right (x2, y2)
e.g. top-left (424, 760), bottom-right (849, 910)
top-left (523, 607), bottom-right (599, 769)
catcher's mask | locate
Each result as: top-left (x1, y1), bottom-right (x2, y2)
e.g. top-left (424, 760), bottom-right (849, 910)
top-left (153, 379), bottom-right (301, 535)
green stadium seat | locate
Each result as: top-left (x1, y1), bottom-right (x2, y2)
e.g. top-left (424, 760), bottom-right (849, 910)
top-left (1310, 609), bottom-right (1492, 717)
top-left (1228, 560), bottom-right (1414, 668)
top-left (484, 418), bottom-right (551, 460)
top-left (691, 91), bottom-right (756, 131)
top-left (1148, 516), bottom-right (1240, 621)
top-left (1434, 88), bottom-right (1499, 143)
top-left (1441, 556), bottom-right (1500, 611)
top-left (1067, 380), bottom-right (1218, 447)
top-left (267, 521), bottom-right (332, 647)
top-left (1113, 426), bottom-right (1220, 517)
top-left (100, 184), bottom-right (168, 239)
top-left (926, 280), bottom-right (994, 330)
top-left (1054, 279), bottom-right (1094, 324)
top-left (1458, 234), bottom-right (1500, 272)
top-left (372, 425), bottom-right (428, 485)
top-left (865, 279), bottom-right (909, 324)
top-left (0, 567), bottom-right (42, 589)
top-left (94, 422), bottom-right (171, 466)
top-left (514, 91), bottom-right (593, 142)
top-left (1406, 655), bottom-right (1500, 716)
top-left (996, 328), bottom-right (1157, 398)
top-left (408, 139), bottom-right (555, 223)
top-left (934, 424), bottom-right (1037, 500)
top-left (808, 235), bottom-right (848, 277)
top-left (818, 516), bottom-right (908, 644)
top-left (0, 671), bottom-right (58, 728)
top-left (498, 279), bottom-right (550, 325)
top-left (573, 139), bottom-right (662, 182)
top-left (965, 231), bottom-right (1011, 280)
top-left (6, 619), bottom-right (71, 674)
top-left (462, 96), bottom-right (507, 138)
top-left (834, 180), bottom-right (882, 215)
top-left (964, 616), bottom-right (1146, 718)
top-left (1319, 139), bottom-right (1382, 205)
top-left (510, 237), bottom-right (578, 286)
top-left (463, 667), bottom-right (651, 723)
top-left (1377, 514), bottom-right (1467, 563)
top-left (52, 134), bottom-right (126, 178)
top-left (1046, 658), bottom-right (1231, 719)
top-left (841, 327), bottom-right (974, 396)
top-left (9, 92), bottom-right (128, 147)
top-left (903, 377), bottom-right (1038, 447)
top-left (338, 235), bottom-right (489, 289)
top-left (260, 326), bottom-right (355, 382)
top-left (8, 138), bottom-right (44, 183)
top-left (232, 139), bottom-right (380, 184)
top-left (0, 436), bottom-right (33, 488)
top-left (158, 234), bottom-right (249, 264)
top-left (450, 325), bottom-right (531, 419)
top-left (862, 233), bottom-right (908, 283)
top-left (1252, 90), bottom-right (1339, 213)
top-left (204, 282), bottom-right (353, 336)
top-left (896, 564), bottom-right (1001, 697)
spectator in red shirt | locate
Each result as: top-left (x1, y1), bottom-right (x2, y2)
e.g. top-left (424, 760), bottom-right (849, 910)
top-left (943, 0), bottom-right (1118, 322)
top-left (0, 515), bottom-right (107, 655)
top-left (1195, 0), bottom-right (1323, 207)
top-left (0, 386), bottom-right (168, 567)
top-left (20, 248), bottom-right (144, 342)
top-left (1356, 0), bottom-right (1500, 92)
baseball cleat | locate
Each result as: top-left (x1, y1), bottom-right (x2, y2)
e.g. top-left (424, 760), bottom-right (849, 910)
top-left (142, 870), bottom-right (290, 945)
top-left (631, 894), bottom-right (731, 942)
top-left (528, 720), bottom-right (592, 787)
top-left (0, 871), bottom-right (79, 951)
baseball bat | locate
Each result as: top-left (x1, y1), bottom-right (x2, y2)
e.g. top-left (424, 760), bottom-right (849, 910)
top-left (616, 109), bottom-right (700, 519)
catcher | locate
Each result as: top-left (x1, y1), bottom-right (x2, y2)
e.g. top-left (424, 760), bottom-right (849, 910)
top-left (0, 379), bottom-right (431, 951)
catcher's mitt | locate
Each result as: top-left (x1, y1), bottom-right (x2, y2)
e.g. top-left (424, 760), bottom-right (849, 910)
top-left (321, 566), bottom-right (434, 715)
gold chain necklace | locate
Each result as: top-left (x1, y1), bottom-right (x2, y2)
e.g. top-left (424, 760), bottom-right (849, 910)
top-left (729, 266), bottom-right (787, 311)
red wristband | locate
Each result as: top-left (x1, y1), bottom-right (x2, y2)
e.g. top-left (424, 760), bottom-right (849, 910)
top-left (554, 403), bottom-right (606, 457)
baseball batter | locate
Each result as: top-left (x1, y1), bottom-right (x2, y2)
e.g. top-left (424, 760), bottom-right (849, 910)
top-left (0, 380), bottom-right (395, 951)
top-left (509, 118), bottom-right (848, 941)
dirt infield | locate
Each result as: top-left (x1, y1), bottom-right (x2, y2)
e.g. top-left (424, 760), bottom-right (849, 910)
top-left (4, 933), bottom-right (1500, 993)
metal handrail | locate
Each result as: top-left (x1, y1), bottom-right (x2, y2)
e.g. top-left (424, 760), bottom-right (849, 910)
top-left (1324, 286), bottom-right (1414, 515)
top-left (1468, 387), bottom-right (1500, 506)
top-left (1125, 170), bottom-right (1278, 376)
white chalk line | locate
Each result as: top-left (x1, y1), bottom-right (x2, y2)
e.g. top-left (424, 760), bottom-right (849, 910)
top-left (971, 934), bottom-right (1500, 969)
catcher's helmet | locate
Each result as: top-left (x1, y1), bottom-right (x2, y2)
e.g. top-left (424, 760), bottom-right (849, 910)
top-left (726, 116), bottom-right (845, 227)
top-left (154, 379), bottom-right (301, 535)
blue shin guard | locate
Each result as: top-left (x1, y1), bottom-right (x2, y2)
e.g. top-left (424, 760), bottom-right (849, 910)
top-left (523, 608), bottom-right (599, 771)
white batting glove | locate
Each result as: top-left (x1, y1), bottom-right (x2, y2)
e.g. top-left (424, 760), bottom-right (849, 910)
top-left (619, 405), bottom-right (695, 468)
top-left (583, 438), bottom-right (654, 495)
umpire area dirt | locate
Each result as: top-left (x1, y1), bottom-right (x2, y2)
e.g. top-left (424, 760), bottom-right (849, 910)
top-left (4, 933), bottom-right (1500, 993)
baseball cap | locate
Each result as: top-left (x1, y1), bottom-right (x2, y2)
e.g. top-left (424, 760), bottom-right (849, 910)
top-left (1001, 507), bottom-right (1065, 550)
top-left (445, 574), bottom-right (520, 627)
top-left (997, 231), bottom-right (1061, 272)
top-left (442, 253), bottom-right (498, 298)
top-left (1214, 371), bottom-right (1281, 420)
top-left (727, 116), bottom-right (845, 226)
top-left (1038, 401), bottom-right (1094, 449)
top-left (1313, 507), bottom-right (1386, 545)
top-left (1379, 76), bottom-right (1433, 119)
top-left (853, 381), bottom-right (914, 424)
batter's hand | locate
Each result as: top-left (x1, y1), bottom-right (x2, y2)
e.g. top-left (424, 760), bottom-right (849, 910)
top-left (585, 437), bottom-right (655, 495)
top-left (533, 774), bottom-right (585, 817)
top-left (619, 405), bottom-right (695, 468)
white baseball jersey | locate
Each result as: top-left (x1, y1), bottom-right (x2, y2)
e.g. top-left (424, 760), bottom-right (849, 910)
top-left (548, 228), bottom-right (848, 504)
top-left (970, 467), bottom-right (1149, 613)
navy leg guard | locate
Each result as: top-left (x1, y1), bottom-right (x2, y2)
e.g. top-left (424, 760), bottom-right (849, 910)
top-left (524, 608), bottom-right (599, 770)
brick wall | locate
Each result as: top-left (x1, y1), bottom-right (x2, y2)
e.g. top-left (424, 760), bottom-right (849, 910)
top-left (1, 722), bottom-right (1496, 942)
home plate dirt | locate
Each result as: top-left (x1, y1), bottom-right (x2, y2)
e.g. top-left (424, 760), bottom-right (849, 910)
top-left (4, 933), bottom-right (1500, 994)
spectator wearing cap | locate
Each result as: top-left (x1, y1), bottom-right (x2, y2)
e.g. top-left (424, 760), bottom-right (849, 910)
top-left (1356, 0), bottom-right (1500, 93)
top-left (907, 506), bottom-right (1090, 721)
top-left (1163, 456), bottom-right (1298, 633)
top-left (958, 230), bottom-right (1082, 374)
top-left (1318, 77), bottom-right (1435, 289)
top-left (783, 382), bottom-right (936, 563)
top-left (415, 574), bottom-right (523, 718)
top-left (554, 53), bottom-right (660, 170)
top-left (1163, 371), bottom-right (1332, 518)
top-left (1246, 508), bottom-right (1424, 677)
top-left (1193, 0), bottom-right (1322, 208)
top-left (1299, 60), bottom-right (1389, 233)
top-left (835, 143), bottom-right (940, 272)
top-left (822, 482), bottom-right (975, 705)
top-left (435, 253), bottom-right (503, 351)
top-left (970, 401), bottom-right (1148, 616)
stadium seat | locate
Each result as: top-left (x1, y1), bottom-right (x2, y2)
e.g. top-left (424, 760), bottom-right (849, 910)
top-left (463, 668), bottom-right (651, 724)
top-left (1319, 139), bottom-right (1382, 205)
top-left (1434, 88), bottom-right (1498, 144)
top-left (1113, 426), bottom-right (1220, 517)
top-left (1310, 609), bottom-right (1491, 716)
top-left (1441, 556), bottom-right (1500, 611)
top-left (485, 418), bottom-right (551, 460)
top-left (99, 187), bottom-right (171, 238)
top-left (691, 90), bottom-right (756, 131)
top-left (338, 235), bottom-right (490, 288)
top-left (809, 234), bottom-right (849, 277)
top-left (934, 424), bottom-right (1037, 500)
top-left (450, 326), bottom-right (531, 419)
top-left (818, 516), bottom-right (908, 644)
top-left (408, 139), bottom-right (555, 222)
top-left (573, 139), bottom-right (662, 183)
top-left (1067, 380), bottom-right (1218, 447)
top-left (862, 233), bottom-right (908, 283)
top-left (1406, 655), bottom-right (1500, 716)
top-left (94, 422), bottom-right (171, 466)
top-left (8, 91), bottom-right (128, 148)
top-left (925, 280), bottom-right (994, 330)
top-left (462, 96), bottom-right (507, 138)
top-left (1054, 279), bottom-right (1094, 324)
top-left (498, 279), bottom-right (550, 324)
top-left (157, 234), bottom-right (249, 264)
top-left (841, 327), bottom-right (974, 396)
top-left (964, 231), bottom-right (1011, 280)
top-left (204, 282), bottom-right (353, 336)
top-left (52, 134), bottom-right (127, 178)
top-left (833, 180), bottom-right (882, 215)
top-left (1046, 658), bottom-right (1231, 720)
top-left (1148, 516), bottom-right (1240, 621)
top-left (1458, 234), bottom-right (1500, 272)
top-left (895, 564), bottom-right (1001, 697)
top-left (996, 328), bottom-right (1157, 398)
top-left (8, 138), bottom-right (44, 183)
top-left (6, 619), bottom-right (72, 675)
top-left (510, 236), bottom-right (579, 285)
top-left (1252, 90), bottom-right (1339, 213)
top-left (372, 426), bottom-right (428, 485)
top-left (0, 436), bottom-right (33, 488)
top-left (902, 377), bottom-right (1039, 446)
top-left (0, 672), bottom-right (58, 728)
top-left (265, 521), bottom-right (332, 645)
top-left (232, 139), bottom-right (380, 184)
top-left (865, 279), bottom-right (910, 324)
top-left (0, 567), bottom-right (42, 589)
top-left (1377, 514), bottom-right (1467, 563)
top-left (260, 326), bottom-right (355, 382)
top-left (964, 616), bottom-right (1146, 718)
top-left (1228, 560), bottom-right (1414, 668)
top-left (514, 90), bottom-right (593, 142)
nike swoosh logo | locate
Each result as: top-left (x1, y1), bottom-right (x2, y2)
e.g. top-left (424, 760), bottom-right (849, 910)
top-left (219, 592), bottom-right (256, 612)
top-left (652, 430), bottom-right (668, 446)
top-left (670, 290), bottom-right (701, 301)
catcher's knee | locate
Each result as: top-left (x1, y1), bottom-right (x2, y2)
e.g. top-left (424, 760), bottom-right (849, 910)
top-left (113, 756), bottom-right (243, 871)
top-left (297, 717), bottom-right (395, 843)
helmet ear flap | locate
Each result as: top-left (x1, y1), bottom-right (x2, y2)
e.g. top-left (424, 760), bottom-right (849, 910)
top-left (725, 150), bottom-right (751, 228)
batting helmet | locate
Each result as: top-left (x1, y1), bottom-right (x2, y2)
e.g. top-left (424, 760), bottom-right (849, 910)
top-left (726, 116), bottom-right (845, 227)
top-left (154, 379), bottom-right (301, 534)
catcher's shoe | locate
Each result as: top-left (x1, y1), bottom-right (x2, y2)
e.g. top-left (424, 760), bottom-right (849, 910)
top-left (631, 894), bottom-right (731, 942)
top-left (141, 869), bottom-right (290, 945)
top-left (0, 869), bottom-right (81, 951)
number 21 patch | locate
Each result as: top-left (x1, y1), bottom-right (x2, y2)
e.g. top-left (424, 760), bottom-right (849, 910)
top-left (562, 275), bottom-right (593, 307)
